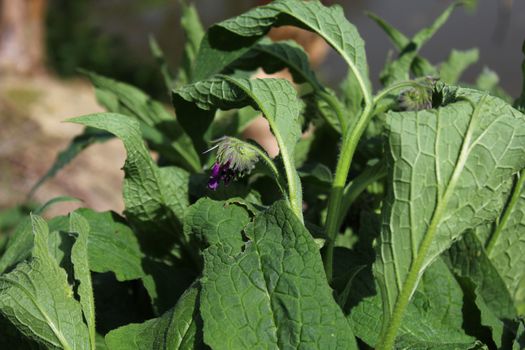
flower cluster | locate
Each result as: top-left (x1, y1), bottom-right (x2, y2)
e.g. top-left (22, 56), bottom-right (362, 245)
top-left (207, 137), bottom-right (259, 191)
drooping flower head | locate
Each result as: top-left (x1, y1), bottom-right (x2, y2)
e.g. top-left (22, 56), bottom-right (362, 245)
top-left (206, 137), bottom-right (259, 191)
top-left (398, 76), bottom-right (437, 111)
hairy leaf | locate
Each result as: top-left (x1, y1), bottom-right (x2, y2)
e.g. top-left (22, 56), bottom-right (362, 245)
top-left (105, 284), bottom-right (205, 350)
top-left (69, 113), bottom-right (190, 255)
top-left (374, 88), bottom-right (525, 344)
top-left (0, 215), bottom-right (90, 350)
top-left (201, 201), bottom-right (357, 349)
top-left (210, 0), bottom-right (370, 97)
top-left (183, 198), bottom-right (250, 257)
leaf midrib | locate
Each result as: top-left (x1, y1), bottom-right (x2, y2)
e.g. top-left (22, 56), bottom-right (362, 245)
top-left (379, 96), bottom-right (488, 349)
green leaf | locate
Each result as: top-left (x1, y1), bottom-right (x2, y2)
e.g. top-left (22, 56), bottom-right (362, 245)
top-left (0, 219), bottom-right (33, 274)
top-left (183, 198), bottom-right (250, 257)
top-left (439, 49), bottom-right (479, 84)
top-left (78, 209), bottom-right (145, 281)
top-left (210, 0), bottom-right (371, 100)
top-left (228, 39), bottom-right (321, 88)
top-left (374, 89), bottom-right (525, 347)
top-left (200, 201), bottom-right (358, 349)
top-left (192, 32), bottom-right (254, 83)
top-left (350, 258), bottom-right (479, 348)
top-left (448, 229), bottom-right (523, 319)
top-left (29, 127), bottom-right (113, 196)
top-left (149, 35), bottom-right (175, 92)
top-left (105, 284), bottom-right (205, 350)
top-left (0, 215), bottom-right (90, 350)
top-left (173, 76), bottom-right (303, 218)
top-left (70, 212), bottom-right (96, 350)
top-left (175, 0), bottom-right (205, 86)
top-left (69, 113), bottom-right (190, 255)
top-left (85, 71), bottom-right (201, 172)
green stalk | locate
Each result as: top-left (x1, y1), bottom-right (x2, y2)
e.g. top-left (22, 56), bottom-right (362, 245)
top-left (323, 103), bottom-right (373, 283)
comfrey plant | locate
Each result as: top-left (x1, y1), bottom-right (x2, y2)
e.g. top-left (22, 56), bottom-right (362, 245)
top-left (1, 1), bottom-right (525, 349)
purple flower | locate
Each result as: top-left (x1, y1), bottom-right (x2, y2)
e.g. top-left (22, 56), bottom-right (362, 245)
top-left (207, 160), bottom-right (235, 191)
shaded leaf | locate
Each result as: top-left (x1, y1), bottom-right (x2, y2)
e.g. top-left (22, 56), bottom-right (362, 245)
top-left (70, 212), bottom-right (96, 350)
top-left (105, 284), bottom-right (205, 350)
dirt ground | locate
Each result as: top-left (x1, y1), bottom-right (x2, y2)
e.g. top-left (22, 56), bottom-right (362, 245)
top-left (0, 75), bottom-right (126, 217)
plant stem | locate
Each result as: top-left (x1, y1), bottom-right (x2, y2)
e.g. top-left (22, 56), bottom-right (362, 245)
top-left (486, 169), bottom-right (525, 256)
top-left (323, 103), bottom-right (373, 283)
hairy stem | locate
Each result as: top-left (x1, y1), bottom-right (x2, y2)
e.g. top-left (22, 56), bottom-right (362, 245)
top-left (323, 103), bottom-right (373, 283)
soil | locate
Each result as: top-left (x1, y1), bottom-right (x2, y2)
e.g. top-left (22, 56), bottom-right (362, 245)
top-left (0, 75), bottom-right (126, 218)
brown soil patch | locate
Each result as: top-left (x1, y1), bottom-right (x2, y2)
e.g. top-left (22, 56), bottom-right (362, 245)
top-left (0, 75), bottom-right (126, 217)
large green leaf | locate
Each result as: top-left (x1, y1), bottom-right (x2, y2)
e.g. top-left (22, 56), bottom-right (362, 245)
top-left (105, 284), bottom-right (205, 350)
top-left (69, 113), bottom-right (190, 255)
top-left (46, 209), bottom-right (145, 282)
top-left (0, 215), bottom-right (90, 350)
top-left (200, 201), bottom-right (357, 349)
top-left (210, 0), bottom-right (370, 99)
top-left (70, 212), bottom-right (96, 350)
top-left (374, 88), bottom-right (525, 347)
top-left (86, 71), bottom-right (201, 172)
top-left (173, 76), bottom-right (303, 218)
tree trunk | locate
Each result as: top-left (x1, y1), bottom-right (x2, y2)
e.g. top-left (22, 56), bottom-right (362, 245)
top-left (0, 0), bottom-right (47, 75)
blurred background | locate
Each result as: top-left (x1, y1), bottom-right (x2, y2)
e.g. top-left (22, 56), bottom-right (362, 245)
top-left (0, 0), bottom-right (524, 227)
